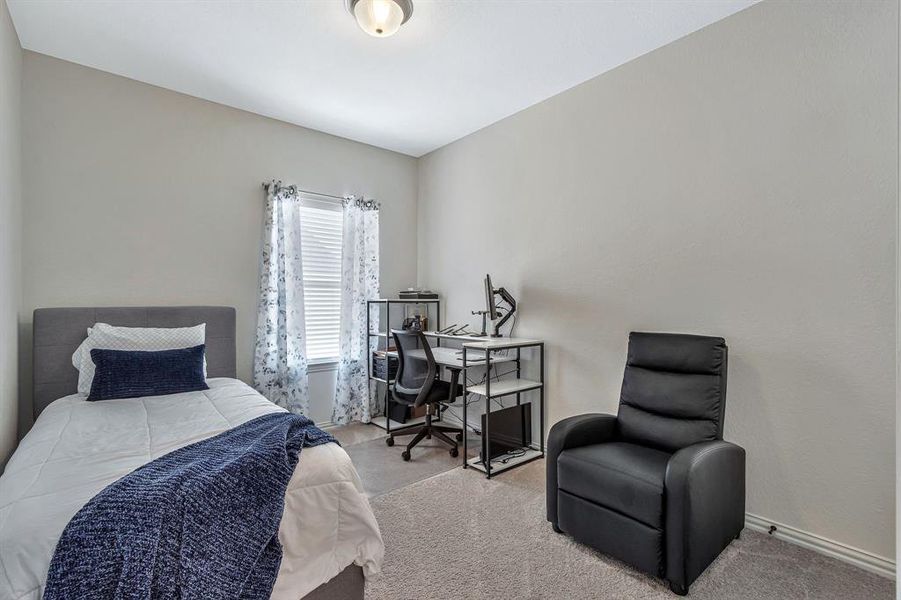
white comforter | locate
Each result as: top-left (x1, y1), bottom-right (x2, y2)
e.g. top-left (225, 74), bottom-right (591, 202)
top-left (0, 378), bottom-right (383, 600)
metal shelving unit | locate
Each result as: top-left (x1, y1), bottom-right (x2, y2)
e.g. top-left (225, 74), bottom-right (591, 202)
top-left (461, 338), bottom-right (545, 479)
top-left (366, 298), bottom-right (440, 433)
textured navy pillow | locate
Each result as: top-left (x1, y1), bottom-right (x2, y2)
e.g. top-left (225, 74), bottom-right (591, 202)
top-left (88, 345), bottom-right (209, 401)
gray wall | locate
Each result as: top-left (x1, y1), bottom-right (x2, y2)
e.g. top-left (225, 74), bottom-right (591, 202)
top-left (20, 52), bottom-right (418, 431)
top-left (0, 0), bottom-right (22, 467)
top-left (417, 0), bottom-right (897, 561)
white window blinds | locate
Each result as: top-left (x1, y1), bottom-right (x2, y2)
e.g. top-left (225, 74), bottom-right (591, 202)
top-left (299, 198), bottom-right (344, 362)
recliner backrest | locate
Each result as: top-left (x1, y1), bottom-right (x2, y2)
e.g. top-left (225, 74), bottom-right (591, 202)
top-left (617, 332), bottom-right (728, 453)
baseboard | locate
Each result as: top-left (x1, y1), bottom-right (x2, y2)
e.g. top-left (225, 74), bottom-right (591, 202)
top-left (745, 513), bottom-right (895, 580)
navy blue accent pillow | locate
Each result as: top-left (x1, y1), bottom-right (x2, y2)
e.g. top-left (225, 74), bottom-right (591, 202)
top-left (88, 344), bottom-right (209, 401)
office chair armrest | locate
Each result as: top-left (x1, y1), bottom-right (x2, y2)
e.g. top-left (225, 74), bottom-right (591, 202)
top-left (546, 413), bottom-right (617, 526)
top-left (447, 367), bottom-right (461, 399)
top-left (664, 440), bottom-right (746, 593)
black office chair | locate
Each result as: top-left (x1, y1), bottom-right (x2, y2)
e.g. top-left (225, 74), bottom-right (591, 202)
top-left (387, 329), bottom-right (465, 461)
top-left (547, 332), bottom-right (745, 596)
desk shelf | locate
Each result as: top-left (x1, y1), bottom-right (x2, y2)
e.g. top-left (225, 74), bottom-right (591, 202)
top-left (465, 447), bottom-right (544, 476)
top-left (467, 378), bottom-right (543, 398)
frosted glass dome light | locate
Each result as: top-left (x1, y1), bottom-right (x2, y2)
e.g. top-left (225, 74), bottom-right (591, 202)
top-left (348, 0), bottom-right (413, 38)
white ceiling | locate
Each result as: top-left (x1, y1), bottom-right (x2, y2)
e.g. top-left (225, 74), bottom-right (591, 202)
top-left (8, 0), bottom-right (756, 157)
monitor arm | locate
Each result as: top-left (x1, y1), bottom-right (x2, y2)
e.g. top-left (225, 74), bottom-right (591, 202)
top-left (491, 287), bottom-right (517, 337)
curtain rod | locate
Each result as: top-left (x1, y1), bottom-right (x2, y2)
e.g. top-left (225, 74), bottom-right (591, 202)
top-left (261, 180), bottom-right (357, 203)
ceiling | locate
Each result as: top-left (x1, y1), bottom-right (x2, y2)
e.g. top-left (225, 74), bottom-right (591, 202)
top-left (8, 0), bottom-right (757, 157)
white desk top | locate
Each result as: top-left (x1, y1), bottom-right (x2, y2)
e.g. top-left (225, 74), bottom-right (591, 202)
top-left (422, 331), bottom-right (543, 350)
top-left (461, 337), bottom-right (543, 350)
top-left (386, 346), bottom-right (518, 369)
top-left (421, 331), bottom-right (491, 342)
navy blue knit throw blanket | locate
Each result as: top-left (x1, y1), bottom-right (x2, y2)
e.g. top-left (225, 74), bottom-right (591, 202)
top-left (44, 412), bottom-right (336, 600)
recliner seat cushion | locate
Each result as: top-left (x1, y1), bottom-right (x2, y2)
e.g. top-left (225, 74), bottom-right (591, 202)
top-left (556, 442), bottom-right (670, 528)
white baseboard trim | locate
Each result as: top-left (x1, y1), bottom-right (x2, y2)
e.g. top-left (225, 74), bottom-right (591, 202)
top-left (745, 513), bottom-right (895, 580)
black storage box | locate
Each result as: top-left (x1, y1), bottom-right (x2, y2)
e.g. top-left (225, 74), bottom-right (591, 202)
top-left (372, 353), bottom-right (398, 381)
top-left (388, 400), bottom-right (409, 424)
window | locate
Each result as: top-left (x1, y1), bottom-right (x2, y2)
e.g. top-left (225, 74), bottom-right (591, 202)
top-left (299, 197), bottom-right (343, 362)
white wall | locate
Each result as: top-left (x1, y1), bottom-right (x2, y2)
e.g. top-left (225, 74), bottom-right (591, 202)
top-left (20, 52), bottom-right (418, 431)
top-left (0, 0), bottom-right (22, 467)
top-left (418, 0), bottom-right (897, 562)
top-left (896, 9), bottom-right (900, 589)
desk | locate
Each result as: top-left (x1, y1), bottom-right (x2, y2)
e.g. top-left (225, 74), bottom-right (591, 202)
top-left (374, 323), bottom-right (545, 477)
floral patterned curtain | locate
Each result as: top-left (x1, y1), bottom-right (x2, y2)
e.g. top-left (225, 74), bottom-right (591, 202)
top-left (333, 197), bottom-right (380, 424)
top-left (252, 181), bottom-right (310, 415)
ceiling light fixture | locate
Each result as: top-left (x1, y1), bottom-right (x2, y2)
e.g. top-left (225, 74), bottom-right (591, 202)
top-left (346, 0), bottom-right (413, 38)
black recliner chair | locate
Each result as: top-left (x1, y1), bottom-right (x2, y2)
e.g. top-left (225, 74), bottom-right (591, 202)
top-left (547, 332), bottom-right (745, 595)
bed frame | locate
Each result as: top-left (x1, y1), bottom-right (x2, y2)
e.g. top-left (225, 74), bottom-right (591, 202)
top-left (31, 306), bottom-right (364, 600)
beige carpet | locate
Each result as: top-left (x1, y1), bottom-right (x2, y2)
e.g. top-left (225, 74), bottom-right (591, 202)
top-left (365, 459), bottom-right (894, 600)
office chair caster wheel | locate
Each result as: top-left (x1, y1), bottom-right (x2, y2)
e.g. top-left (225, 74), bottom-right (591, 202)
top-left (401, 450), bottom-right (411, 461)
top-left (449, 447), bottom-right (459, 458)
top-left (386, 437), bottom-right (394, 447)
top-left (455, 432), bottom-right (464, 442)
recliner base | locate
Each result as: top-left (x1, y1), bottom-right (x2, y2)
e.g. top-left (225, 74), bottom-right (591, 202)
top-left (668, 582), bottom-right (688, 596)
top-left (555, 490), bottom-right (709, 596)
top-left (557, 490), bottom-right (664, 578)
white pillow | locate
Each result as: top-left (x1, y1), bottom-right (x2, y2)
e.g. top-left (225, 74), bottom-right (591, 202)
top-left (71, 326), bottom-right (94, 369)
top-left (72, 323), bottom-right (207, 396)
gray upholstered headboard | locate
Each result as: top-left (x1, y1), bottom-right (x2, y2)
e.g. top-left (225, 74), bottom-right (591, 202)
top-left (32, 306), bottom-right (237, 420)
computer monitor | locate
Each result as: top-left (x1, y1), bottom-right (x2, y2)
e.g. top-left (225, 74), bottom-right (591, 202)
top-left (484, 274), bottom-right (498, 321)
top-left (481, 403), bottom-right (531, 464)
top-left (483, 274), bottom-right (517, 337)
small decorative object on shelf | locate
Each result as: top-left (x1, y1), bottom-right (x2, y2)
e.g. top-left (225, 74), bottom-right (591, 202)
top-left (402, 315), bottom-right (425, 331)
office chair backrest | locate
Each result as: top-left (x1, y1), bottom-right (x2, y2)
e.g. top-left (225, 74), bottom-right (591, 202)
top-left (617, 332), bottom-right (728, 453)
top-left (391, 329), bottom-right (437, 408)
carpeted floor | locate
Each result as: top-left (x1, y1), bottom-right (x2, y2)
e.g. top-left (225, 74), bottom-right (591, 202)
top-left (334, 424), bottom-right (894, 599)
top-left (363, 460), bottom-right (894, 600)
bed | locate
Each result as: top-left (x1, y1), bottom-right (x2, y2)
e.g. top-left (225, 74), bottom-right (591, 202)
top-left (0, 306), bottom-right (382, 600)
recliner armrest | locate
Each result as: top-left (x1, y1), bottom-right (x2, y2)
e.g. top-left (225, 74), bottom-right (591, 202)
top-left (664, 440), bottom-right (746, 592)
top-left (546, 413), bottom-right (617, 525)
